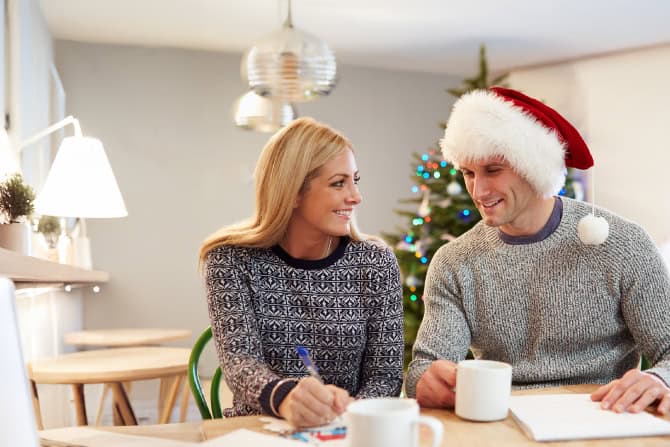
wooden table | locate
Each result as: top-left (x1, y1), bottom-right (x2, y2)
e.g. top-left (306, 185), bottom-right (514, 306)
top-left (49, 384), bottom-right (669, 446)
top-left (29, 347), bottom-right (190, 427)
top-left (64, 328), bottom-right (192, 348)
top-left (64, 328), bottom-right (192, 425)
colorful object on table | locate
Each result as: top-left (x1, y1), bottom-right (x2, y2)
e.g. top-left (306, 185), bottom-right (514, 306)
top-left (285, 425), bottom-right (347, 443)
top-left (313, 426), bottom-right (347, 441)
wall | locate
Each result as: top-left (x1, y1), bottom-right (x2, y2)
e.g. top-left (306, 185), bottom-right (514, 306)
top-left (54, 41), bottom-right (461, 373)
top-left (8, 0), bottom-right (53, 186)
top-left (509, 45), bottom-right (670, 245)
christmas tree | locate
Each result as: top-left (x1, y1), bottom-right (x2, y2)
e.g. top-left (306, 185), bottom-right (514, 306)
top-left (384, 45), bottom-right (581, 367)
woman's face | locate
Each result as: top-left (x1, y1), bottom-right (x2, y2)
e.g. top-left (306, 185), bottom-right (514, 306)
top-left (291, 149), bottom-right (362, 238)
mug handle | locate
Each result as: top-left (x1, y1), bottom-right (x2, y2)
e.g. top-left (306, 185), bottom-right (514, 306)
top-left (414, 415), bottom-right (444, 447)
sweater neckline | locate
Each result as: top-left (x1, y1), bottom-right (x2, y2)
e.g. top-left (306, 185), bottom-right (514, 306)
top-left (271, 236), bottom-right (350, 270)
top-left (498, 197), bottom-right (563, 245)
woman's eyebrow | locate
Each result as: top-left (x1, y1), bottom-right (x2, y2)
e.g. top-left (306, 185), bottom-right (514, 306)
top-left (327, 171), bottom-right (358, 180)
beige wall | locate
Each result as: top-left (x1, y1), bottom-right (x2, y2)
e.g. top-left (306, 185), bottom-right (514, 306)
top-left (54, 41), bottom-right (461, 370)
top-left (9, 0), bottom-right (54, 186)
top-left (509, 45), bottom-right (670, 245)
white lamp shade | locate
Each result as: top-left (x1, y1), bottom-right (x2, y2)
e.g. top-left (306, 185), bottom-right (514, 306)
top-left (233, 91), bottom-right (297, 133)
top-left (35, 136), bottom-right (127, 218)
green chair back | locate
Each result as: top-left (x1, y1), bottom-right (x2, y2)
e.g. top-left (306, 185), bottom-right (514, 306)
top-left (189, 326), bottom-right (223, 419)
top-left (641, 356), bottom-right (652, 371)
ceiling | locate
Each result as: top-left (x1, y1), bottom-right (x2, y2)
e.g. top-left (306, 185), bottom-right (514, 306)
top-left (40, 0), bottom-right (670, 76)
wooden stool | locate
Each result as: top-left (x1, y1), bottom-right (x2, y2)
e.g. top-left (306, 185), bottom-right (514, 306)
top-left (28, 346), bottom-right (189, 426)
top-left (64, 328), bottom-right (191, 425)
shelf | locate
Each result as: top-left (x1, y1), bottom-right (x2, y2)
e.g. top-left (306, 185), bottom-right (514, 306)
top-left (0, 247), bottom-right (109, 287)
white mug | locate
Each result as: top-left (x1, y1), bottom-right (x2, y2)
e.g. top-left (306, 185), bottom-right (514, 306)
top-left (455, 359), bottom-right (512, 421)
top-left (345, 398), bottom-right (443, 447)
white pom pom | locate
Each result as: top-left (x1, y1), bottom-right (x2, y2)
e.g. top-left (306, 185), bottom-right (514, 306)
top-left (577, 214), bottom-right (609, 245)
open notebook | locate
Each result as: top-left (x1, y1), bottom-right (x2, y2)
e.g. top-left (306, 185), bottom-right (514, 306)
top-left (510, 393), bottom-right (670, 442)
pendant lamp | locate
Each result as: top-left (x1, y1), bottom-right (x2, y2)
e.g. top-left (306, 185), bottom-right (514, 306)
top-left (242, 0), bottom-right (337, 102)
top-left (232, 90), bottom-right (298, 133)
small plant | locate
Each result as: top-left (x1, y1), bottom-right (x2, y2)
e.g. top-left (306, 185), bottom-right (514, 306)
top-left (0, 173), bottom-right (35, 224)
top-left (37, 215), bottom-right (60, 234)
top-left (37, 215), bottom-right (61, 248)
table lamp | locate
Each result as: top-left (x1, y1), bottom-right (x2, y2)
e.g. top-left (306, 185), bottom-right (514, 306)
top-left (21, 116), bottom-right (127, 269)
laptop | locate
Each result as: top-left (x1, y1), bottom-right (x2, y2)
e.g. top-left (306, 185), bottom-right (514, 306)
top-left (0, 276), bottom-right (40, 447)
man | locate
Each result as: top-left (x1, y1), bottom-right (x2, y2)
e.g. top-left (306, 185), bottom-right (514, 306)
top-left (405, 87), bottom-right (670, 415)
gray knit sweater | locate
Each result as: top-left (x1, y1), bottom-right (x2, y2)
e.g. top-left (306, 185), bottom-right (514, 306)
top-left (406, 197), bottom-right (670, 397)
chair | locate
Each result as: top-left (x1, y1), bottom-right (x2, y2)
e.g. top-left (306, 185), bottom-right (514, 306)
top-left (641, 356), bottom-right (652, 371)
top-left (188, 326), bottom-right (223, 419)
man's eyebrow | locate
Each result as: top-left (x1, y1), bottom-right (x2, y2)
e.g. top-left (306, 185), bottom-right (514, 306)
top-left (460, 163), bottom-right (506, 171)
top-left (476, 162), bottom-right (507, 169)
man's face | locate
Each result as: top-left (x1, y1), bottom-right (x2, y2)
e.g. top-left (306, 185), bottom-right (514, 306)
top-left (459, 156), bottom-right (545, 236)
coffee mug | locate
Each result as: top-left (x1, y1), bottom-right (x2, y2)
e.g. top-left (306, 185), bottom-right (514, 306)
top-left (455, 359), bottom-right (512, 421)
top-left (345, 398), bottom-right (443, 447)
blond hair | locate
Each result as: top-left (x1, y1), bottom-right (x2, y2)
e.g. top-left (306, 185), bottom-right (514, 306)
top-left (199, 117), bottom-right (366, 264)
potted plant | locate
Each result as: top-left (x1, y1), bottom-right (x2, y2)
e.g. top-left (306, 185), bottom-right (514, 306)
top-left (0, 173), bottom-right (36, 254)
top-left (37, 215), bottom-right (61, 247)
top-left (35, 214), bottom-right (61, 261)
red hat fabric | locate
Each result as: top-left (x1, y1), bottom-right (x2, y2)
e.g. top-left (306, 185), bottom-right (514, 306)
top-left (441, 87), bottom-right (594, 197)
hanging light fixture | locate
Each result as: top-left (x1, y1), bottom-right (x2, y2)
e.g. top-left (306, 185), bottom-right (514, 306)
top-left (242, 0), bottom-right (337, 102)
top-left (232, 90), bottom-right (298, 133)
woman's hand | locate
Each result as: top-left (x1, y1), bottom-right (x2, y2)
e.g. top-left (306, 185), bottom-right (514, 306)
top-left (278, 377), bottom-right (351, 427)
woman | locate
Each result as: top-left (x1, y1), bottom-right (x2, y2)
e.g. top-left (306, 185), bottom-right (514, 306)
top-left (199, 117), bottom-right (403, 427)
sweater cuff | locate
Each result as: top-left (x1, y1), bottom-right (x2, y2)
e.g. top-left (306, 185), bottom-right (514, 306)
top-left (404, 359), bottom-right (433, 398)
top-left (260, 378), bottom-right (299, 417)
top-left (644, 368), bottom-right (670, 388)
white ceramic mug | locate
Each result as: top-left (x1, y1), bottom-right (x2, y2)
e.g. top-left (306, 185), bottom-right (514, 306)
top-left (345, 398), bottom-right (443, 447)
top-left (455, 359), bottom-right (512, 421)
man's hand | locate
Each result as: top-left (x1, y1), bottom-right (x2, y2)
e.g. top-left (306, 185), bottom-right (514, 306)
top-left (415, 360), bottom-right (458, 408)
top-left (591, 368), bottom-right (670, 415)
top-left (278, 377), bottom-right (350, 428)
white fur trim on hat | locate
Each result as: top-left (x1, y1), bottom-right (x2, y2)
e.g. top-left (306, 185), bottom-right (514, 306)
top-left (440, 90), bottom-right (567, 198)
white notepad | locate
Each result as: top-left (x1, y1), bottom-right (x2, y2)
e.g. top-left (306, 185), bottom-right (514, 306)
top-left (40, 427), bottom-right (311, 447)
top-left (510, 394), bottom-right (670, 442)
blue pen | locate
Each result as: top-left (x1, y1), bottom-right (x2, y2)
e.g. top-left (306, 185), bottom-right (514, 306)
top-left (296, 345), bottom-right (323, 382)
top-left (297, 345), bottom-right (347, 426)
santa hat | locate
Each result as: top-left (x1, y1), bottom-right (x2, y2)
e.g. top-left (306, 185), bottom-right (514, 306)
top-left (441, 87), bottom-right (608, 245)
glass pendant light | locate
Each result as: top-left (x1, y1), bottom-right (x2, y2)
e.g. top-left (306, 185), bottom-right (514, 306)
top-left (242, 0), bottom-right (337, 102)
